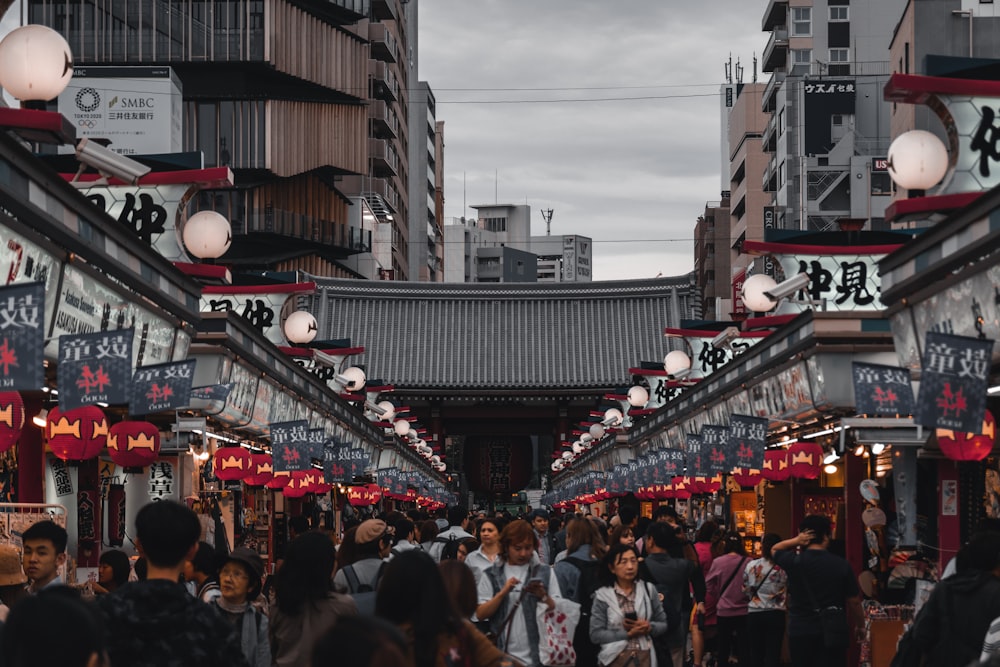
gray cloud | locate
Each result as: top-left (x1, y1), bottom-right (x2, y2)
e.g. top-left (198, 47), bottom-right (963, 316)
top-left (419, 0), bottom-right (765, 280)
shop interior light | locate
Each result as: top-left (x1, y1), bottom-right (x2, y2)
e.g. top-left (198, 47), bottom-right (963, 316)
top-left (989, 385), bottom-right (1000, 395)
top-left (854, 444), bottom-right (866, 457)
top-left (823, 452), bottom-right (840, 465)
top-left (802, 425), bottom-right (847, 440)
top-left (870, 443), bottom-right (886, 455)
top-left (192, 429), bottom-right (239, 444)
top-left (824, 463), bottom-right (838, 475)
top-left (32, 408), bottom-right (47, 428)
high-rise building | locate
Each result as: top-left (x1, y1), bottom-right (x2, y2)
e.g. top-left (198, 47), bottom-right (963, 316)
top-left (694, 196), bottom-right (732, 321)
top-left (759, 0), bottom-right (905, 236)
top-left (408, 82), bottom-right (444, 281)
top-left (30, 0), bottom-right (413, 279)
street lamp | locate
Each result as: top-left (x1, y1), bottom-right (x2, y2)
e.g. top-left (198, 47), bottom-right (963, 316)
top-left (0, 25), bottom-right (74, 103)
top-left (183, 210), bottom-right (233, 260)
top-left (283, 310), bottom-right (318, 345)
top-left (886, 130), bottom-right (949, 194)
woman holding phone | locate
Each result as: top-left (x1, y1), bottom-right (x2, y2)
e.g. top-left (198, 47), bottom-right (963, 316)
top-left (590, 543), bottom-right (668, 667)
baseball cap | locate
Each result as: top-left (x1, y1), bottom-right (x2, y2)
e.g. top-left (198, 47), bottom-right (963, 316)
top-left (356, 519), bottom-right (392, 545)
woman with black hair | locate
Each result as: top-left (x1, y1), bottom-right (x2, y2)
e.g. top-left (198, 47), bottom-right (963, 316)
top-left (742, 533), bottom-right (787, 667)
top-left (705, 532), bottom-right (750, 667)
top-left (312, 614), bottom-right (415, 667)
top-left (270, 531), bottom-right (357, 667)
top-left (375, 550), bottom-right (509, 667)
top-left (589, 543), bottom-right (668, 667)
top-left (93, 549), bottom-right (130, 595)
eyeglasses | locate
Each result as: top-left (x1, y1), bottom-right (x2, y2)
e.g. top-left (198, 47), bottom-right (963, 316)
top-left (220, 566), bottom-right (249, 581)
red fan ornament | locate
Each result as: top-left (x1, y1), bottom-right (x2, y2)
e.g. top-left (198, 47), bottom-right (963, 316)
top-left (107, 421), bottom-right (160, 470)
top-left (937, 410), bottom-right (996, 462)
top-left (0, 392), bottom-right (24, 453)
top-left (213, 446), bottom-right (252, 481)
top-left (47, 405), bottom-right (108, 461)
top-left (788, 442), bottom-right (823, 479)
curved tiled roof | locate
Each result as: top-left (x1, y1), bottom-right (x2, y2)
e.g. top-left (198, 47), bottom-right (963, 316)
top-left (305, 275), bottom-right (701, 392)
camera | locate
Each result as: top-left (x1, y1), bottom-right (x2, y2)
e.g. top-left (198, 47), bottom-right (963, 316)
top-left (763, 272), bottom-right (810, 301)
top-left (74, 138), bottom-right (151, 185)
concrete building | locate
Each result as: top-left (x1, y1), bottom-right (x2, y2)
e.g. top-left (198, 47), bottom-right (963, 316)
top-left (530, 235), bottom-right (593, 283)
top-left (32, 0), bottom-right (413, 280)
top-left (694, 196), bottom-right (732, 321)
top-left (408, 82), bottom-right (444, 281)
top-left (760, 0), bottom-right (905, 242)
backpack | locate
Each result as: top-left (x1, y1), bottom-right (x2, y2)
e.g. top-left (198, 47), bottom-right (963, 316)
top-left (434, 534), bottom-right (462, 561)
top-left (564, 557), bottom-right (603, 667)
top-left (343, 561), bottom-right (386, 616)
top-left (638, 561), bottom-right (683, 651)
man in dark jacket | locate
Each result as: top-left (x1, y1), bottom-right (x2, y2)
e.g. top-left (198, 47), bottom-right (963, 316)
top-left (641, 522), bottom-right (706, 667)
top-left (97, 500), bottom-right (249, 667)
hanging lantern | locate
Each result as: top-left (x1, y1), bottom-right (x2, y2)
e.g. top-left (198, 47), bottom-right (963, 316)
top-left (788, 442), bottom-right (823, 479)
top-left (367, 483), bottom-right (383, 504)
top-left (732, 468), bottom-right (763, 488)
top-left (46, 405), bottom-right (108, 461)
top-left (671, 477), bottom-right (692, 500)
top-left (245, 454), bottom-right (274, 487)
top-left (0, 391), bottom-right (25, 453)
top-left (281, 471), bottom-right (311, 498)
top-left (701, 475), bottom-right (723, 493)
top-left (0, 25), bottom-right (75, 102)
top-left (304, 471), bottom-right (330, 495)
top-left (762, 449), bottom-right (791, 481)
top-left (347, 485), bottom-right (376, 506)
top-left (107, 421), bottom-right (160, 470)
top-left (213, 446), bottom-right (252, 481)
top-left (265, 470), bottom-right (291, 490)
top-left (937, 410), bottom-right (996, 462)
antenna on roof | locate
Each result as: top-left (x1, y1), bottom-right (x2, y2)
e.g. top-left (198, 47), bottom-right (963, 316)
top-left (541, 209), bottom-right (554, 236)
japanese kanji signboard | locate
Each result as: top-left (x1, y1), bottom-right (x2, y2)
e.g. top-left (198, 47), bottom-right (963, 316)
top-left (0, 283), bottom-right (45, 391)
top-left (129, 359), bottom-right (195, 415)
top-left (852, 362), bottom-right (914, 417)
top-left (686, 432), bottom-right (709, 478)
top-left (728, 414), bottom-right (767, 470)
top-left (656, 448), bottom-right (687, 484)
top-left (916, 332), bottom-right (994, 432)
top-left (702, 425), bottom-right (731, 473)
top-left (270, 420), bottom-right (311, 472)
top-left (323, 440), bottom-right (351, 484)
top-left (58, 330), bottom-right (133, 410)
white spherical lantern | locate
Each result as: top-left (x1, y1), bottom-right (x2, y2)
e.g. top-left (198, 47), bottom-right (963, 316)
top-left (887, 130), bottom-right (949, 191)
top-left (741, 274), bottom-right (778, 313)
top-left (572, 441), bottom-right (585, 455)
top-left (663, 350), bottom-right (692, 377)
top-left (627, 386), bottom-right (649, 408)
top-left (0, 25), bottom-right (74, 102)
top-left (182, 211), bottom-right (232, 259)
top-left (561, 451), bottom-right (573, 461)
top-left (283, 310), bottom-right (318, 345)
top-left (434, 462), bottom-right (447, 472)
top-left (589, 423), bottom-right (606, 440)
top-left (551, 460), bottom-right (563, 472)
top-left (603, 408), bottom-right (624, 427)
top-left (419, 444), bottom-right (433, 456)
top-left (393, 419), bottom-right (410, 437)
top-left (430, 454), bottom-right (441, 466)
top-left (376, 401), bottom-right (396, 422)
top-left (410, 439), bottom-right (424, 449)
top-left (338, 366), bottom-right (366, 392)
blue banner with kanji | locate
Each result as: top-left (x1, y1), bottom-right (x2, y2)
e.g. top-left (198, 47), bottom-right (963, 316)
top-left (0, 282), bottom-right (45, 391)
top-left (307, 429), bottom-right (326, 462)
top-left (58, 330), bottom-right (133, 410)
top-left (916, 332), bottom-right (994, 432)
top-left (270, 420), bottom-right (311, 472)
top-left (702, 425), bottom-right (731, 473)
top-left (728, 414), bottom-right (767, 470)
top-left (852, 362), bottom-right (915, 417)
top-left (686, 433), bottom-right (709, 477)
top-left (656, 448), bottom-right (687, 483)
top-left (130, 359), bottom-right (195, 415)
top-left (323, 439), bottom-right (351, 483)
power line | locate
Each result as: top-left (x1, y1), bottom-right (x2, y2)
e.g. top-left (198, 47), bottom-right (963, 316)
top-left (438, 93), bottom-right (720, 104)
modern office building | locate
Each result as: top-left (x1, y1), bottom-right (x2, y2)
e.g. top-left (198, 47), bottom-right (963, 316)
top-left (694, 196), bottom-right (732, 321)
top-left (29, 0), bottom-right (413, 280)
top-left (759, 0), bottom-right (905, 240)
top-left (408, 82), bottom-right (444, 281)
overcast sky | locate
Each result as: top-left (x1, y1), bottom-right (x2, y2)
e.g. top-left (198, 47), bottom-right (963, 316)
top-left (418, 1), bottom-right (766, 281)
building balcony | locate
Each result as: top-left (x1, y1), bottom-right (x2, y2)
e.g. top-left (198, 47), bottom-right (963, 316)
top-left (242, 208), bottom-right (362, 251)
top-left (371, 0), bottom-right (397, 21)
top-left (369, 99), bottom-right (400, 139)
top-left (369, 138), bottom-right (399, 176)
top-left (762, 28), bottom-right (788, 73)
top-left (762, 0), bottom-right (789, 31)
top-left (367, 177), bottom-right (400, 213)
top-left (762, 158), bottom-right (778, 193)
top-left (762, 70), bottom-right (785, 113)
top-left (368, 23), bottom-right (399, 63)
top-left (370, 60), bottom-right (399, 102)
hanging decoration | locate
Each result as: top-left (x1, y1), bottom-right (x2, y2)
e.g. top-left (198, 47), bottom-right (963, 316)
top-left (732, 468), bottom-right (763, 488)
top-left (213, 446), bottom-right (252, 481)
top-left (788, 442), bottom-right (823, 479)
top-left (265, 470), bottom-right (291, 490)
top-left (245, 454), bottom-right (274, 487)
top-left (0, 392), bottom-right (24, 453)
top-left (107, 421), bottom-right (160, 470)
top-left (280, 470), bottom-right (311, 498)
top-left (937, 409), bottom-right (996, 462)
top-left (46, 405), bottom-right (108, 461)
top-left (762, 449), bottom-right (791, 482)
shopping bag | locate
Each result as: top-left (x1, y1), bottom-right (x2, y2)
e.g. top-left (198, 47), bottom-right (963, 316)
top-left (536, 598), bottom-right (581, 667)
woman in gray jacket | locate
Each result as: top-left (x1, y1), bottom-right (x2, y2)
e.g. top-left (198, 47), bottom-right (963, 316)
top-left (590, 543), bottom-right (668, 667)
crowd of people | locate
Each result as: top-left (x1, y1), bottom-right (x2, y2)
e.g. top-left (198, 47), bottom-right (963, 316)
top-left (3, 500), bottom-right (1000, 667)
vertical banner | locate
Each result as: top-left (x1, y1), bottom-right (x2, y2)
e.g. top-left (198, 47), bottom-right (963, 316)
top-left (307, 429), bottom-right (326, 462)
top-left (916, 332), bottom-right (994, 431)
top-left (106, 483), bottom-right (126, 547)
top-left (728, 414), bottom-right (767, 470)
top-left (656, 449), bottom-right (687, 484)
top-left (686, 433), bottom-right (709, 477)
top-left (702, 425), bottom-right (731, 473)
top-left (323, 440), bottom-right (350, 484)
top-left (0, 283), bottom-right (45, 391)
top-left (129, 359), bottom-right (196, 415)
top-left (58, 330), bottom-right (134, 410)
top-left (852, 362), bottom-right (915, 417)
top-left (270, 420), bottom-right (311, 472)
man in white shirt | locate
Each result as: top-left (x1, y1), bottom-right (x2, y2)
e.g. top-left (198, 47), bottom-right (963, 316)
top-left (428, 507), bottom-right (474, 562)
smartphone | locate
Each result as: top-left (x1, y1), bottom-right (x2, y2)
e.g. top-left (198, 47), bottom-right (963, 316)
top-left (526, 577), bottom-right (544, 587)
top-left (624, 611), bottom-right (638, 621)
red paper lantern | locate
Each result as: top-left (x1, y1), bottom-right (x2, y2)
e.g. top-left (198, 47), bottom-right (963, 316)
top-left (347, 485), bottom-right (376, 506)
top-left (366, 483), bottom-right (383, 503)
top-left (937, 410), bottom-right (996, 462)
top-left (701, 475), bottom-right (722, 493)
top-left (47, 405), bottom-right (108, 461)
top-left (0, 392), bottom-right (24, 453)
top-left (762, 449), bottom-right (790, 481)
top-left (788, 442), bottom-right (823, 479)
top-left (107, 421), bottom-right (160, 469)
top-left (265, 470), bottom-right (291, 490)
top-left (245, 454), bottom-right (274, 487)
top-left (281, 471), bottom-right (311, 498)
top-left (732, 468), bottom-right (762, 488)
top-left (671, 476), bottom-right (691, 500)
top-left (213, 446), bottom-right (252, 481)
